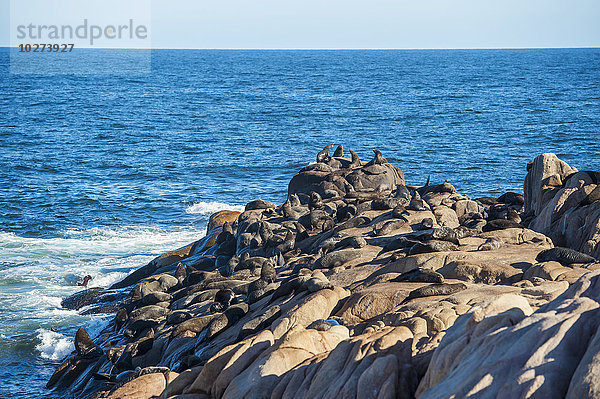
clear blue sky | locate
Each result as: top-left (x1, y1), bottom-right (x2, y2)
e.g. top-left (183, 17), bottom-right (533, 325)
top-left (2, 0), bottom-right (599, 49)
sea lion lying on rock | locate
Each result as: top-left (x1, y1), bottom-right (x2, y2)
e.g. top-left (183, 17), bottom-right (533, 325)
top-left (478, 238), bottom-right (502, 251)
top-left (391, 267), bottom-right (444, 283)
top-left (482, 219), bottom-right (523, 232)
top-left (409, 240), bottom-right (459, 255)
top-left (313, 248), bottom-right (361, 269)
top-left (404, 282), bottom-right (467, 302)
top-left (373, 219), bottom-right (407, 236)
top-left (536, 247), bottom-right (597, 266)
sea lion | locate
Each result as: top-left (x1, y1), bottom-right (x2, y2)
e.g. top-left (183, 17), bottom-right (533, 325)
top-left (290, 193), bottom-right (302, 207)
top-left (238, 305), bottom-right (282, 340)
top-left (174, 263), bottom-right (187, 284)
top-left (421, 181), bottom-right (457, 196)
top-left (269, 276), bottom-right (310, 303)
top-left (409, 240), bottom-right (458, 255)
top-left (420, 227), bottom-right (460, 245)
top-left (379, 236), bottom-right (419, 254)
top-left (282, 199), bottom-right (300, 219)
top-left (332, 144), bottom-right (343, 157)
top-left (307, 319), bottom-right (339, 331)
top-left (372, 198), bottom-right (400, 210)
top-left (365, 150), bottom-right (387, 166)
top-left (408, 191), bottom-right (428, 211)
top-left (309, 191), bottom-right (324, 210)
top-left (334, 235), bottom-right (366, 250)
top-left (277, 231), bottom-right (296, 254)
top-left (536, 247), bottom-right (597, 266)
top-left (455, 225), bottom-right (478, 239)
top-left (389, 251), bottom-right (406, 262)
top-left (349, 150), bottom-right (361, 168)
top-left (295, 221), bottom-right (310, 242)
top-left (404, 283), bottom-right (467, 302)
top-left (497, 192), bottom-right (525, 206)
top-left (478, 238), bottom-right (502, 251)
top-left (415, 217), bottom-right (434, 230)
top-left (392, 205), bottom-right (409, 219)
top-left (93, 367), bottom-right (141, 383)
top-left (205, 303), bottom-right (249, 340)
top-left (482, 219), bottom-right (522, 232)
top-left (336, 203), bottom-right (357, 222)
top-left (211, 288), bottom-right (235, 313)
top-left (374, 219), bottom-right (406, 236)
top-left (75, 328), bottom-right (103, 359)
top-left (245, 199), bottom-right (277, 211)
top-left (506, 209), bottom-right (521, 223)
top-left (77, 275), bottom-right (92, 287)
top-left (303, 276), bottom-right (333, 292)
top-left (316, 144), bottom-right (334, 163)
top-left (260, 258), bottom-right (277, 283)
top-left (313, 249), bottom-right (361, 269)
top-left (395, 185), bottom-right (411, 203)
top-left (392, 267), bottom-right (444, 283)
top-left (332, 215), bottom-right (371, 233)
top-left (475, 197), bottom-right (497, 207)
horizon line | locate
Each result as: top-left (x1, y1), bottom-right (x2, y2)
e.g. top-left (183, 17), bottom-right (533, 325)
top-left (2, 45), bottom-right (600, 50)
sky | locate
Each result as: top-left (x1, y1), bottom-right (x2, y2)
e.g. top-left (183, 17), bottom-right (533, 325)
top-left (1, 0), bottom-right (599, 49)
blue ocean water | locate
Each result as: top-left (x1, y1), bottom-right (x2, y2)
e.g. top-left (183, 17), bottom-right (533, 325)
top-left (0, 48), bottom-right (599, 397)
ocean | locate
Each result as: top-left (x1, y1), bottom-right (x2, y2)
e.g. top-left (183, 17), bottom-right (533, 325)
top-left (0, 48), bottom-right (599, 397)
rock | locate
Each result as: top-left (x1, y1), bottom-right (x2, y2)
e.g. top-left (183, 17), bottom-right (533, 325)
top-left (524, 156), bottom-right (600, 258)
top-left (172, 315), bottom-right (217, 338)
top-left (111, 241), bottom-right (199, 289)
top-left (524, 153), bottom-right (578, 216)
top-left (186, 330), bottom-right (274, 397)
top-left (222, 325), bottom-right (349, 399)
top-left (61, 288), bottom-right (122, 311)
top-left (272, 326), bottom-right (413, 399)
top-left (208, 210), bottom-right (241, 233)
top-left (336, 284), bottom-right (407, 323)
top-left (106, 370), bottom-right (178, 399)
top-left (271, 286), bottom-right (349, 339)
top-left (162, 367), bottom-right (203, 398)
top-left (453, 200), bottom-right (483, 219)
top-left (432, 206), bottom-right (459, 228)
top-left (417, 271), bottom-right (600, 398)
top-left (50, 150), bottom-right (600, 399)
top-left (238, 305), bottom-right (282, 340)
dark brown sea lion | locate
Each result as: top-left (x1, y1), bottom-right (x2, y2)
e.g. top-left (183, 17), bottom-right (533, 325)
top-left (392, 267), bottom-right (444, 283)
top-left (316, 144), bottom-right (334, 163)
top-left (536, 247), bottom-right (597, 266)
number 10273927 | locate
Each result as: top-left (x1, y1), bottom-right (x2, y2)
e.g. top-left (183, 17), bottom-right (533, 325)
top-left (18, 44), bottom-right (75, 52)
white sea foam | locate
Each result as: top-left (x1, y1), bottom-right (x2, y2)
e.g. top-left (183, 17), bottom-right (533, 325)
top-left (0, 225), bottom-right (208, 363)
top-left (35, 328), bottom-right (73, 361)
top-left (185, 201), bottom-right (245, 215)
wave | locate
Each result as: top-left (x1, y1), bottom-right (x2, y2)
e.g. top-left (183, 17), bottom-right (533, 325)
top-left (35, 329), bottom-right (73, 361)
top-left (0, 225), bottom-right (208, 367)
top-left (184, 201), bottom-right (245, 215)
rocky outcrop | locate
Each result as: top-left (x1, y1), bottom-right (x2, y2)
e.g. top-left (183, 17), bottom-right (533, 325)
top-left (288, 148), bottom-right (404, 200)
top-left (47, 148), bottom-right (600, 399)
top-left (525, 153), bottom-right (600, 258)
top-left (417, 270), bottom-right (600, 398)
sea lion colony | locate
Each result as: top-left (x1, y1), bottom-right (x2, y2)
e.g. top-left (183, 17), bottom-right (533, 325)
top-left (47, 149), bottom-right (600, 398)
